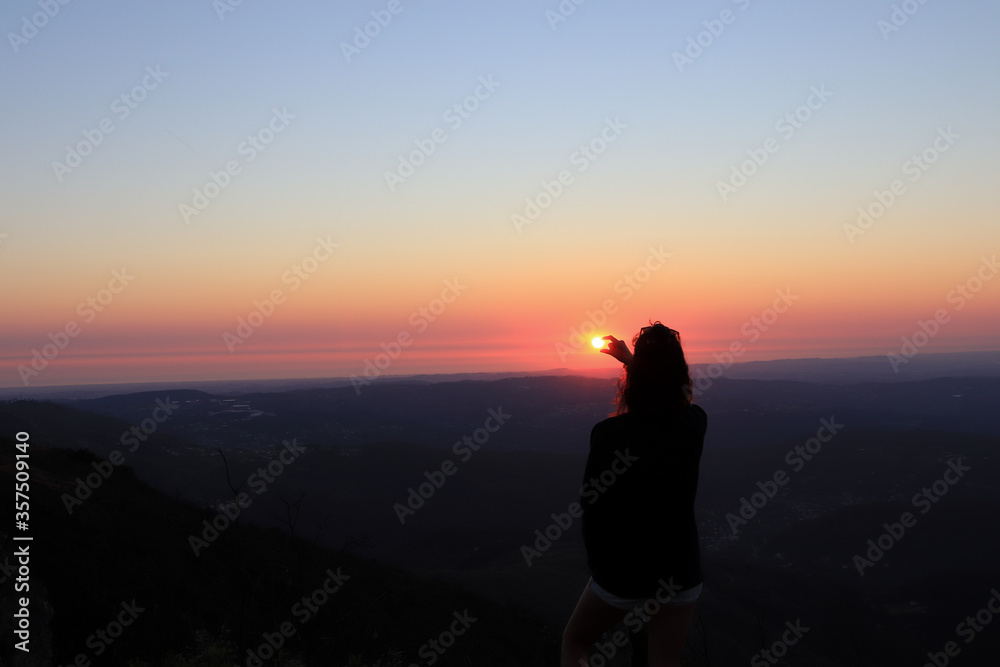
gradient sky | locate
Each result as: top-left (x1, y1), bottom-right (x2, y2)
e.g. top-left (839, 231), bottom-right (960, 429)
top-left (1, 0), bottom-right (998, 388)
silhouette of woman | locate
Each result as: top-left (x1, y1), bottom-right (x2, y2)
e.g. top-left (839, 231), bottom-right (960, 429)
top-left (561, 322), bottom-right (707, 667)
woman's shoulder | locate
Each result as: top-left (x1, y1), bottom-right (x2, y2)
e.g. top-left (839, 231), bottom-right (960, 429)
top-left (609, 404), bottom-right (707, 422)
top-left (591, 414), bottom-right (628, 437)
top-left (591, 404), bottom-right (705, 436)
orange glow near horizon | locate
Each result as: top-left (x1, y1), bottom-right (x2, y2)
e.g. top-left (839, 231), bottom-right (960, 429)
top-left (2, 301), bottom-right (998, 389)
top-left (3, 237), bottom-right (999, 389)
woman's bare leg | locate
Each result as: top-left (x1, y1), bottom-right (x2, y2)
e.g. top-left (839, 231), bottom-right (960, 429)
top-left (647, 603), bottom-right (695, 667)
top-left (561, 583), bottom-right (628, 667)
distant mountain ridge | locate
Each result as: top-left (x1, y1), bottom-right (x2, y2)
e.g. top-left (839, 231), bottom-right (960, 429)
top-left (2, 349), bottom-right (998, 401)
top-left (42, 373), bottom-right (1000, 456)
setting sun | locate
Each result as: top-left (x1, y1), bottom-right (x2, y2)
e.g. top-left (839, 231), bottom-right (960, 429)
top-left (591, 337), bottom-right (605, 349)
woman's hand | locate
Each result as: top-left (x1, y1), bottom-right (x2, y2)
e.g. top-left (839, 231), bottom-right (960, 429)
top-left (600, 335), bottom-right (633, 365)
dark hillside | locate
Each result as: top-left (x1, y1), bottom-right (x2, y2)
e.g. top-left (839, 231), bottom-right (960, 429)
top-left (0, 436), bottom-right (559, 666)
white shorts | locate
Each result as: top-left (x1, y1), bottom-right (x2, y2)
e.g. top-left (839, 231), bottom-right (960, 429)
top-left (589, 577), bottom-right (702, 611)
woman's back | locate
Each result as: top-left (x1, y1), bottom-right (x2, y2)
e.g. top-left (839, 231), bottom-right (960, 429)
top-left (582, 404), bottom-right (707, 597)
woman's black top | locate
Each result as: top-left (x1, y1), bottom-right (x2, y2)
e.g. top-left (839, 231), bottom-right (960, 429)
top-left (581, 404), bottom-right (707, 598)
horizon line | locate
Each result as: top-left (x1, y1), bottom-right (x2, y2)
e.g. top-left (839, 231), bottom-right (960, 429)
top-left (2, 349), bottom-right (999, 398)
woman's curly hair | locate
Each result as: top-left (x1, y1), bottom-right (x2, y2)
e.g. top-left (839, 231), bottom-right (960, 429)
top-left (614, 321), bottom-right (692, 415)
